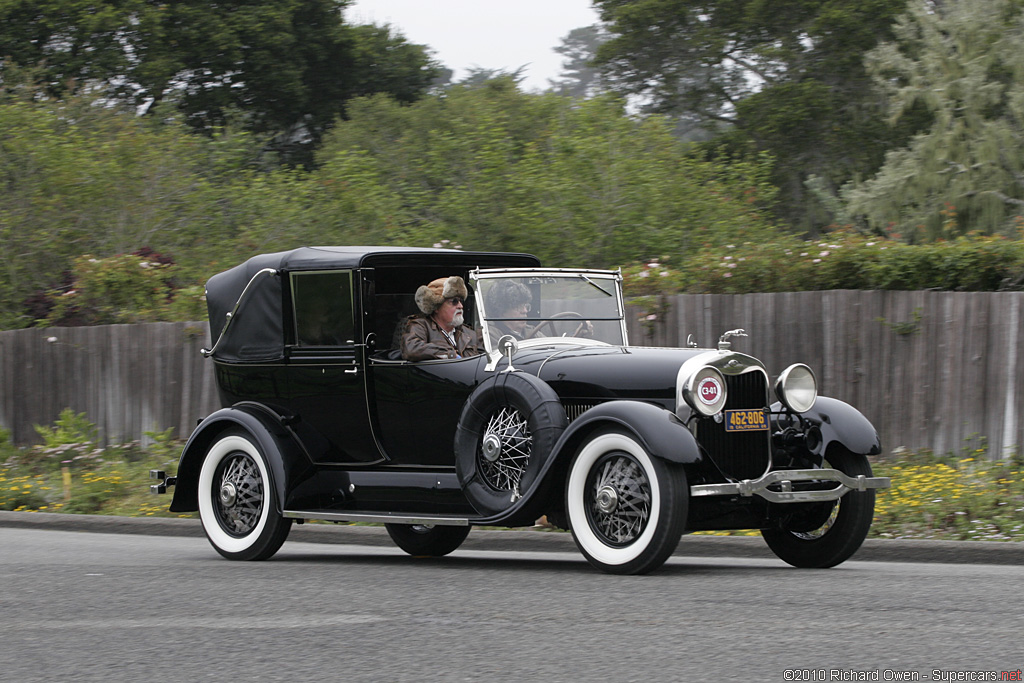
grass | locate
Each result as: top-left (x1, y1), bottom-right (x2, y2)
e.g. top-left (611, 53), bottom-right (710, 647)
top-left (0, 424), bottom-right (195, 519)
top-left (3, 419), bottom-right (1022, 541)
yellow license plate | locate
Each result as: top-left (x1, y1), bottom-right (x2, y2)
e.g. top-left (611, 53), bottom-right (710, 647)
top-left (724, 409), bottom-right (769, 432)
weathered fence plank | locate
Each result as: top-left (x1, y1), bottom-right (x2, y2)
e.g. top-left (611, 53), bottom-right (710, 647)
top-left (1, 291), bottom-right (1022, 457)
top-left (0, 322), bottom-right (217, 446)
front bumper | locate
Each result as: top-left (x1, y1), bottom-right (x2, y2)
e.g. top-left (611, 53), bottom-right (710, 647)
top-left (690, 468), bottom-right (891, 504)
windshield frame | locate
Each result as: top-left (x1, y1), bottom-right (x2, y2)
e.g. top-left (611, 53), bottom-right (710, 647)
top-left (470, 267), bottom-right (629, 356)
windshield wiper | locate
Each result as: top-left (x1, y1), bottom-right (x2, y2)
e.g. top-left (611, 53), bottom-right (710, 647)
top-left (579, 274), bottom-right (613, 297)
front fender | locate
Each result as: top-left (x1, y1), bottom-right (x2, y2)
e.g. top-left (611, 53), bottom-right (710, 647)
top-left (551, 400), bottom-right (702, 466)
top-left (168, 404), bottom-right (314, 513)
top-left (774, 396), bottom-right (881, 457)
top-left (471, 400), bottom-right (701, 527)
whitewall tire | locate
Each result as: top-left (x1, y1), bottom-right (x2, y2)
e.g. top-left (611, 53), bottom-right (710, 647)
top-left (197, 431), bottom-right (291, 560)
top-left (565, 430), bottom-right (687, 575)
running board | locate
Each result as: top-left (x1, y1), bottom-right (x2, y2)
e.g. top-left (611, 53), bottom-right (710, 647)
top-left (283, 510), bottom-right (471, 526)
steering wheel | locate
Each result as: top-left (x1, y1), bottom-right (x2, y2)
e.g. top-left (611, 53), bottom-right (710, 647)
top-left (530, 311), bottom-right (589, 338)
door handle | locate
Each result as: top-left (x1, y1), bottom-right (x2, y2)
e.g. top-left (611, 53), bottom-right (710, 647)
top-left (344, 367), bottom-right (359, 375)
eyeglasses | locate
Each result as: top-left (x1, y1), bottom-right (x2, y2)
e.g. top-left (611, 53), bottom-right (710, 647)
top-left (447, 297), bottom-right (465, 306)
top-left (517, 303), bottom-right (532, 313)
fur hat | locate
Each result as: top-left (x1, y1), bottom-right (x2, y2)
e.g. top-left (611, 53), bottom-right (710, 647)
top-left (415, 276), bottom-right (468, 314)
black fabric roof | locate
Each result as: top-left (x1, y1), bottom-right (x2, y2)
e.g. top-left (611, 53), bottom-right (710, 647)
top-left (204, 246), bottom-right (539, 362)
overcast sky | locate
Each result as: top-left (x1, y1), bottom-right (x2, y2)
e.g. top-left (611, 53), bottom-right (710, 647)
top-left (345, 0), bottom-right (600, 91)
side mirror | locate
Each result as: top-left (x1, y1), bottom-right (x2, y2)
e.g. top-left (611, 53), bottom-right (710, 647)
top-left (497, 334), bottom-right (519, 373)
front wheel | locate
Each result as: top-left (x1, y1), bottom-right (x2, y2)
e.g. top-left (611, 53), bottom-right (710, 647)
top-left (761, 447), bottom-right (875, 568)
top-left (197, 431), bottom-right (291, 561)
top-left (565, 430), bottom-right (687, 575)
top-left (385, 524), bottom-right (471, 557)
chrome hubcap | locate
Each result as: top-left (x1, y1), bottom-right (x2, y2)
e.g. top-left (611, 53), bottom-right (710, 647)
top-left (595, 485), bottom-right (618, 514)
top-left (481, 434), bottom-right (502, 463)
top-left (219, 482), bottom-right (237, 507)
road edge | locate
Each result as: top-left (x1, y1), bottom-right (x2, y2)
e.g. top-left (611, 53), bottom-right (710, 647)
top-left (2, 510), bottom-right (1022, 564)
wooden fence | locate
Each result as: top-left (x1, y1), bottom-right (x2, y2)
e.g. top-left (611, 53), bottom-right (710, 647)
top-left (626, 290), bottom-right (1024, 459)
top-left (2, 290), bottom-right (1022, 458)
top-left (0, 322), bottom-right (219, 447)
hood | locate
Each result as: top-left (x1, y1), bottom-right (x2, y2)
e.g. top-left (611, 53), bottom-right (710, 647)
top-left (508, 344), bottom-right (714, 403)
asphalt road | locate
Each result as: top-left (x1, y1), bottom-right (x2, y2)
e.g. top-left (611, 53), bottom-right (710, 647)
top-left (2, 517), bottom-right (1023, 682)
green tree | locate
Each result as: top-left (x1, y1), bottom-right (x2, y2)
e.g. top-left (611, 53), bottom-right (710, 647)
top-left (592, 0), bottom-right (917, 231)
top-left (842, 0), bottom-right (1024, 241)
top-left (0, 93), bottom-right (258, 327)
top-left (549, 25), bottom-right (609, 98)
top-left (311, 79), bottom-right (778, 267)
top-left (0, 1), bottom-right (440, 153)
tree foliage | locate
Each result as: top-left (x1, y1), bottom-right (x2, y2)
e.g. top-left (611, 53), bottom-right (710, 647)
top-left (842, 0), bottom-right (1024, 241)
top-left (591, 0), bottom-right (918, 231)
top-left (0, 80), bottom-right (783, 327)
top-left (305, 78), bottom-right (778, 266)
top-left (549, 25), bottom-right (610, 99)
top-left (0, 1), bottom-right (440, 152)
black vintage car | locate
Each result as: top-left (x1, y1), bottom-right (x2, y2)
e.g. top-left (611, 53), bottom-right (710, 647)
top-left (151, 246), bottom-right (890, 574)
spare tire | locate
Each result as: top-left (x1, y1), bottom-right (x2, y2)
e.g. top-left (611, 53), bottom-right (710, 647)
top-left (455, 372), bottom-right (568, 515)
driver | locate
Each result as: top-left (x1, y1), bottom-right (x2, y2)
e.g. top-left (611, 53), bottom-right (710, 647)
top-left (400, 276), bottom-right (481, 361)
top-left (486, 280), bottom-right (535, 346)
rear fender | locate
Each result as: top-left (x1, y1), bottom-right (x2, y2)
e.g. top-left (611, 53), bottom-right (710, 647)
top-left (169, 404), bottom-right (314, 513)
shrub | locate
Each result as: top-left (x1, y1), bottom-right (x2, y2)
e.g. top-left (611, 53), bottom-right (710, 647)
top-left (672, 230), bottom-right (1024, 294)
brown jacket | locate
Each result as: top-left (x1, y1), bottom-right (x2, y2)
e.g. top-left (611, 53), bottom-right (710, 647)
top-left (400, 315), bottom-right (481, 361)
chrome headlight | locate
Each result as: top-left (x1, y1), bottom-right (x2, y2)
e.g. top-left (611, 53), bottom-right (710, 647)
top-left (775, 364), bottom-right (817, 413)
top-left (682, 366), bottom-right (728, 417)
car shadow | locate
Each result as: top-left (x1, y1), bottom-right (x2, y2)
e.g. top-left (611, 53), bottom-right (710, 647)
top-left (265, 549), bottom-right (796, 576)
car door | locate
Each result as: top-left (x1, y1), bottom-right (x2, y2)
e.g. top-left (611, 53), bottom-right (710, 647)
top-left (285, 269), bottom-right (383, 464)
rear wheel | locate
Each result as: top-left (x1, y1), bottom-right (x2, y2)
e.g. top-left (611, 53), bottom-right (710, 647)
top-left (385, 524), bottom-right (471, 557)
top-left (198, 431), bottom-right (291, 561)
top-left (565, 430), bottom-right (687, 575)
top-left (761, 447), bottom-right (875, 568)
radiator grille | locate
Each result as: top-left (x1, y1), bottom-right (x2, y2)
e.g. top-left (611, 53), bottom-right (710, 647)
top-left (561, 400), bottom-right (601, 423)
top-left (695, 370), bottom-right (771, 480)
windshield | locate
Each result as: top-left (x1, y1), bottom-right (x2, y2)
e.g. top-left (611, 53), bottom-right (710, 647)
top-left (474, 270), bottom-right (627, 352)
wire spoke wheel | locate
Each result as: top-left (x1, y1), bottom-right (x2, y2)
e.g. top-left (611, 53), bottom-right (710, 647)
top-left (214, 452), bottom-right (265, 537)
top-left (585, 453), bottom-right (651, 546)
top-left (198, 431), bottom-right (291, 561)
top-left (566, 430), bottom-right (687, 575)
top-left (478, 407), bottom-right (532, 492)
top-left (455, 372), bottom-right (567, 515)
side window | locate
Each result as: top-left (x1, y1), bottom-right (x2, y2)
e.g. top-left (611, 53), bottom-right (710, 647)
top-left (291, 271), bottom-right (355, 347)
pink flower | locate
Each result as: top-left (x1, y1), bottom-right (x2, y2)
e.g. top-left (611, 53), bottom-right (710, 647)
top-left (723, 273), bottom-right (733, 278)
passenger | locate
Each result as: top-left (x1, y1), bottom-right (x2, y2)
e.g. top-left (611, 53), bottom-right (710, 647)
top-left (400, 276), bottom-right (482, 361)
